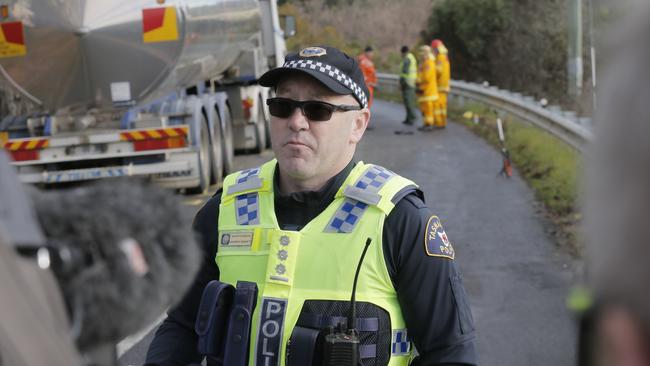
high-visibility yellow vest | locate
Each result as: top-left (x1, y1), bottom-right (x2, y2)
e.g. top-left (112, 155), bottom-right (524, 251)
top-left (400, 52), bottom-right (417, 88)
top-left (217, 159), bottom-right (416, 366)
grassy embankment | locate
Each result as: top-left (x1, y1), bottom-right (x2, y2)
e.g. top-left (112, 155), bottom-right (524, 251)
top-left (375, 88), bottom-right (583, 256)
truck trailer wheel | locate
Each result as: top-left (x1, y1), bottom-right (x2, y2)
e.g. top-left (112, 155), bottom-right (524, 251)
top-left (221, 105), bottom-right (235, 175)
top-left (209, 111), bottom-right (224, 185)
top-left (264, 100), bottom-right (272, 149)
top-left (187, 120), bottom-right (211, 195)
top-left (252, 102), bottom-right (268, 153)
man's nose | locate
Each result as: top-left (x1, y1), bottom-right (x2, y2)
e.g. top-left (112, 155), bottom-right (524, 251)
top-left (287, 106), bottom-right (309, 131)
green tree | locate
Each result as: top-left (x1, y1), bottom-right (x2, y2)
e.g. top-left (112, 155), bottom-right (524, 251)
top-left (279, 0), bottom-right (434, 72)
top-left (279, 3), bottom-right (350, 54)
top-left (424, 0), bottom-right (569, 103)
top-left (423, 0), bottom-right (508, 81)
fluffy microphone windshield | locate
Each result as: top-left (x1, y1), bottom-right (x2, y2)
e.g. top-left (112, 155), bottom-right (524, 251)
top-left (31, 179), bottom-right (201, 350)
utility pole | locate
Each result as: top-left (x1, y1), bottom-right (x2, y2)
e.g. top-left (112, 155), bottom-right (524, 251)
top-left (568, 0), bottom-right (583, 100)
top-left (587, 0), bottom-right (597, 110)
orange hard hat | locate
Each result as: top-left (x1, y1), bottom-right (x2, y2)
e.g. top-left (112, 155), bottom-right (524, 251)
top-left (431, 39), bottom-right (443, 49)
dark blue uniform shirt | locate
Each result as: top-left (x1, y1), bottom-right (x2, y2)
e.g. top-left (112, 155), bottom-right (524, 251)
top-left (145, 161), bottom-right (478, 365)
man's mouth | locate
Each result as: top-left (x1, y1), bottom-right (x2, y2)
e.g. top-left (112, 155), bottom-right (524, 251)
top-left (285, 139), bottom-right (309, 148)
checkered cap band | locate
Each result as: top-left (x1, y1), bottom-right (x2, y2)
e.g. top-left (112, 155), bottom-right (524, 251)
top-left (283, 59), bottom-right (368, 108)
top-left (235, 192), bottom-right (260, 225)
top-left (324, 165), bottom-right (395, 233)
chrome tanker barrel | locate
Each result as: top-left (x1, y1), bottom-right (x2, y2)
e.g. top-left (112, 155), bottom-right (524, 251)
top-left (0, 0), bottom-right (262, 114)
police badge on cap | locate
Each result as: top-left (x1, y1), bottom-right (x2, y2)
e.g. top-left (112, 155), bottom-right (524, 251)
top-left (299, 47), bottom-right (327, 57)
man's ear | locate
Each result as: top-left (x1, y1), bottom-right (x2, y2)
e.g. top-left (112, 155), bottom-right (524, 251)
top-left (350, 108), bottom-right (370, 144)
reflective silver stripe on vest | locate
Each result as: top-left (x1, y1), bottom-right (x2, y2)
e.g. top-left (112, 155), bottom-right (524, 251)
top-left (227, 176), bottom-right (263, 195)
top-left (233, 167), bottom-right (262, 225)
top-left (324, 165), bottom-right (395, 233)
top-left (343, 186), bottom-right (381, 206)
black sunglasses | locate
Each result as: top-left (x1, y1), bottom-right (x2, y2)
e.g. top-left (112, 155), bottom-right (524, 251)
top-left (266, 97), bottom-right (361, 122)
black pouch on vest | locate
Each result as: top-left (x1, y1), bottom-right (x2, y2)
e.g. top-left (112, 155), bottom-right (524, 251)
top-left (195, 280), bottom-right (235, 364)
top-left (223, 281), bottom-right (259, 366)
top-left (286, 300), bottom-right (391, 366)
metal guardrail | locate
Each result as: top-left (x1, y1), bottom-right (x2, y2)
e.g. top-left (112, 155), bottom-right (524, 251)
top-left (377, 73), bottom-right (594, 152)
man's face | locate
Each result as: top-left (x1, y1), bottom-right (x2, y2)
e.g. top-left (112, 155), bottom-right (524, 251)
top-left (270, 73), bottom-right (368, 186)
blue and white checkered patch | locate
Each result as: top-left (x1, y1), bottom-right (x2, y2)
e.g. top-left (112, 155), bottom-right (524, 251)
top-left (237, 167), bottom-right (261, 184)
top-left (232, 167), bottom-right (262, 225)
top-left (391, 329), bottom-right (410, 356)
top-left (235, 192), bottom-right (260, 225)
top-left (324, 199), bottom-right (368, 233)
top-left (354, 165), bottom-right (393, 190)
top-left (324, 165), bottom-right (395, 233)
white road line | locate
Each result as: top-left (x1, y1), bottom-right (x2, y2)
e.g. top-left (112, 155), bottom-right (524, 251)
top-left (116, 312), bottom-right (166, 358)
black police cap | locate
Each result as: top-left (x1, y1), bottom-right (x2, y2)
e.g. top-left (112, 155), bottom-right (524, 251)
top-left (259, 46), bottom-right (370, 108)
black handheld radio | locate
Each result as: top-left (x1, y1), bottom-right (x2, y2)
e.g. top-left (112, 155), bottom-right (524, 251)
top-left (322, 238), bottom-right (373, 366)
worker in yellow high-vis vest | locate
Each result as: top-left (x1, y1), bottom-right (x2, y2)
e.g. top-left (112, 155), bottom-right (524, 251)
top-left (431, 39), bottom-right (451, 128)
top-left (399, 45), bottom-right (418, 125)
top-left (146, 46), bottom-right (478, 366)
top-left (416, 45), bottom-right (438, 132)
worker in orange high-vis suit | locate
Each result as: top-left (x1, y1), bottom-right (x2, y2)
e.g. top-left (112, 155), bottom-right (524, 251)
top-left (358, 46), bottom-right (377, 108)
top-left (416, 45), bottom-right (438, 132)
top-left (432, 39), bottom-right (451, 128)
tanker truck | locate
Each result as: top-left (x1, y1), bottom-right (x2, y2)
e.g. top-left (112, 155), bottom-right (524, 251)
top-left (0, 0), bottom-right (294, 193)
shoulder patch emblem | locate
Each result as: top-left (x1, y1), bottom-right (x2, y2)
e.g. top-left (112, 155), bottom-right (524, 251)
top-left (299, 46), bottom-right (327, 57)
top-left (425, 215), bottom-right (455, 259)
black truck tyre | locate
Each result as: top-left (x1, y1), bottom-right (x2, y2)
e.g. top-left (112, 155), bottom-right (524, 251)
top-left (209, 110), bottom-right (224, 185)
top-left (252, 100), bottom-right (267, 154)
top-left (221, 105), bottom-right (235, 175)
top-left (187, 119), bottom-right (211, 195)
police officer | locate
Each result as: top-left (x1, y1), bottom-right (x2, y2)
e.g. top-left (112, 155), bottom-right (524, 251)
top-left (145, 46), bottom-right (477, 366)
